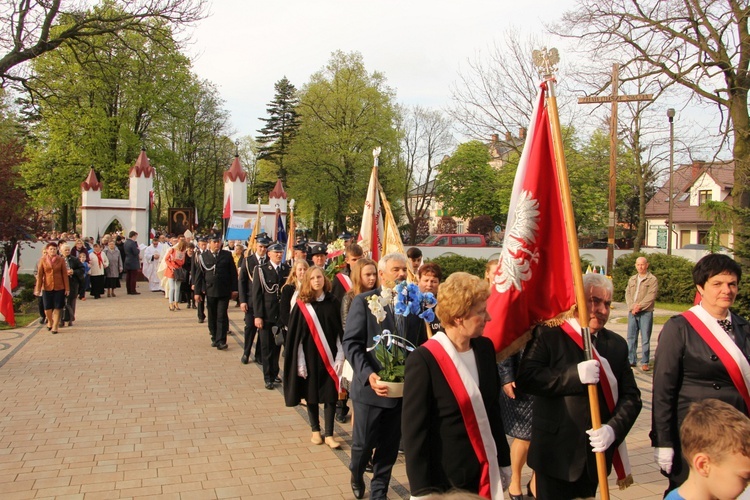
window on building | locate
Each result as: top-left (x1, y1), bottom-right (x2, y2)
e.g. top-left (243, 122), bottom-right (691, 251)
top-left (698, 189), bottom-right (712, 205)
top-left (698, 230), bottom-right (709, 244)
top-left (457, 221), bottom-right (464, 233)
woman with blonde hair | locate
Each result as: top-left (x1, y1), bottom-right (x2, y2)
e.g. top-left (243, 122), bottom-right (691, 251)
top-left (164, 240), bottom-right (187, 311)
top-left (283, 266), bottom-right (344, 449)
top-left (34, 242), bottom-right (70, 334)
top-left (279, 259), bottom-right (310, 329)
top-left (403, 272), bottom-right (511, 498)
top-left (340, 258), bottom-right (378, 328)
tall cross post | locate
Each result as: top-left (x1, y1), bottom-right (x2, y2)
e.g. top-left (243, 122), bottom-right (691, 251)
top-left (578, 63), bottom-right (653, 274)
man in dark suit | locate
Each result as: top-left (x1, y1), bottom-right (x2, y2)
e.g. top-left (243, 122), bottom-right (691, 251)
top-left (252, 242), bottom-right (290, 390)
top-left (193, 234), bottom-right (238, 350)
top-left (516, 273), bottom-right (642, 500)
top-left (239, 236), bottom-right (270, 365)
top-left (191, 237), bottom-right (208, 323)
top-left (343, 253), bottom-right (427, 500)
top-left (123, 231), bottom-right (141, 295)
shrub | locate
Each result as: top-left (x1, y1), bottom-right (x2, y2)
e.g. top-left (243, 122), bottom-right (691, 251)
top-left (612, 253), bottom-right (695, 304)
top-left (429, 255), bottom-right (488, 280)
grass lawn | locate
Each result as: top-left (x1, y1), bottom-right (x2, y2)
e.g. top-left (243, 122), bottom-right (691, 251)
top-left (0, 312), bottom-right (41, 330)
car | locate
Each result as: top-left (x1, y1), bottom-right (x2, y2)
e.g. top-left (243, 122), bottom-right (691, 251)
top-left (419, 234), bottom-right (487, 247)
top-left (583, 240), bottom-right (620, 250)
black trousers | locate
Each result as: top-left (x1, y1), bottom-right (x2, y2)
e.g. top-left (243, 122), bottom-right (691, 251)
top-left (196, 293), bottom-right (205, 321)
top-left (64, 280), bottom-right (79, 322)
top-left (259, 325), bottom-right (281, 383)
top-left (243, 311), bottom-right (261, 360)
top-left (308, 403), bottom-right (336, 435)
top-left (206, 296), bottom-right (230, 345)
top-left (350, 400), bottom-right (402, 499)
top-left (125, 269), bottom-right (139, 293)
top-left (535, 469), bottom-right (598, 500)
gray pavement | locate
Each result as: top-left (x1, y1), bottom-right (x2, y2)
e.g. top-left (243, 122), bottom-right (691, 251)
top-left (0, 290), bottom-right (671, 499)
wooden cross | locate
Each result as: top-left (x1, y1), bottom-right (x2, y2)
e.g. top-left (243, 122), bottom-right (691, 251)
top-left (578, 63), bottom-right (653, 274)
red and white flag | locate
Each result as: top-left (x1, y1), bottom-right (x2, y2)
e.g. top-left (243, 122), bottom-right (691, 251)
top-left (0, 262), bottom-right (15, 327)
top-left (358, 165), bottom-right (383, 261)
top-left (483, 83), bottom-right (575, 355)
top-left (8, 244), bottom-right (19, 290)
top-left (222, 192), bottom-right (233, 220)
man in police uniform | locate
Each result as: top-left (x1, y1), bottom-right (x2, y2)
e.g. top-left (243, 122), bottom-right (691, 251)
top-left (193, 234), bottom-right (238, 350)
top-left (287, 241), bottom-right (308, 267)
top-left (238, 236), bottom-right (270, 365)
top-left (309, 243), bottom-right (328, 268)
top-left (252, 242), bottom-right (290, 389)
top-left (191, 237), bottom-right (208, 323)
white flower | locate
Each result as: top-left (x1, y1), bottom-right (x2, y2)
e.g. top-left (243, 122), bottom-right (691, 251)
top-left (367, 295), bottom-right (387, 323)
top-left (379, 287), bottom-right (394, 307)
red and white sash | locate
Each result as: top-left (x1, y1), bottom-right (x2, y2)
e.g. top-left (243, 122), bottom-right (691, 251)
top-left (336, 273), bottom-right (352, 292)
top-left (423, 332), bottom-right (502, 499)
top-left (561, 319), bottom-right (633, 487)
top-left (298, 300), bottom-right (342, 392)
top-left (682, 305), bottom-right (750, 410)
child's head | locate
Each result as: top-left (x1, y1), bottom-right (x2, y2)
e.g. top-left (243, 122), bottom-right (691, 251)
top-left (78, 253), bottom-right (86, 262)
top-left (681, 399), bottom-right (750, 499)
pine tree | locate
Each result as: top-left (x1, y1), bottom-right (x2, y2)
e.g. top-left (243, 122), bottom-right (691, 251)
top-left (256, 77), bottom-right (300, 183)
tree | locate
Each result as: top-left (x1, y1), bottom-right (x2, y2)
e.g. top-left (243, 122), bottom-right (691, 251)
top-left (398, 105), bottom-right (454, 243)
top-left (468, 215), bottom-right (495, 237)
top-left (557, 0), bottom-right (750, 310)
top-left (287, 51), bottom-right (401, 236)
top-left (435, 141), bottom-right (502, 221)
top-left (436, 216), bottom-right (457, 234)
top-left (256, 77), bottom-right (300, 184)
top-left (0, 0), bottom-right (206, 87)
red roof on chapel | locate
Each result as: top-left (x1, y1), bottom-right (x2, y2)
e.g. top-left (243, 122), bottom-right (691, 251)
top-left (129, 149), bottom-right (154, 178)
top-left (81, 168), bottom-right (102, 191)
top-left (223, 155), bottom-right (247, 182)
top-left (269, 179), bottom-right (287, 199)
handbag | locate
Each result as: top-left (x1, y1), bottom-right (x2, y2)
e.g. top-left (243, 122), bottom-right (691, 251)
top-left (173, 267), bottom-right (187, 282)
top-left (272, 325), bottom-right (285, 346)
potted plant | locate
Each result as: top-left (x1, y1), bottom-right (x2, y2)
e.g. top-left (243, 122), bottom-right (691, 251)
top-left (366, 281), bottom-right (436, 397)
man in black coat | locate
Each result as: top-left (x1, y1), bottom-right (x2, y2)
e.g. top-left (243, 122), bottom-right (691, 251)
top-left (123, 231), bottom-right (141, 295)
top-left (343, 253), bottom-right (427, 500)
top-left (516, 273), bottom-right (642, 500)
top-left (193, 235), bottom-right (238, 350)
top-left (239, 236), bottom-right (270, 365)
top-left (252, 242), bottom-right (290, 389)
top-left (191, 237), bottom-right (208, 323)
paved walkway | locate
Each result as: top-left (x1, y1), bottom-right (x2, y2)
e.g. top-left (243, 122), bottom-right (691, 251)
top-left (0, 290), bottom-right (671, 499)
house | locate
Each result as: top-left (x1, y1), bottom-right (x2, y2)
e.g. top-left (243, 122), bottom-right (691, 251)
top-left (404, 131), bottom-right (527, 237)
top-left (644, 160), bottom-right (735, 249)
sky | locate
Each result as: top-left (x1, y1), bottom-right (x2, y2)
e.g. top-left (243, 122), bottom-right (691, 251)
top-left (184, 0), bottom-right (575, 139)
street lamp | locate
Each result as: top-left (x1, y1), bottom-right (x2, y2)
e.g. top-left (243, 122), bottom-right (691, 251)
top-left (667, 108), bottom-right (675, 255)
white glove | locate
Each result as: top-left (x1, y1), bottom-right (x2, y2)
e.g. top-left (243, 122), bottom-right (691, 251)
top-left (297, 364), bottom-right (308, 379)
top-left (499, 466), bottom-right (511, 491)
top-left (334, 359), bottom-right (344, 377)
top-left (577, 360), bottom-right (600, 384)
top-left (586, 424), bottom-right (615, 453)
top-left (655, 447), bottom-right (674, 474)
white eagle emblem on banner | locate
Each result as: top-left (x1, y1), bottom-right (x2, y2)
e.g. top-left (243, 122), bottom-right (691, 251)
top-left (494, 190), bottom-right (541, 292)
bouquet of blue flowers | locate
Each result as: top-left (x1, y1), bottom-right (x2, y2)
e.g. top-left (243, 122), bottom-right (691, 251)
top-left (366, 281), bottom-right (437, 383)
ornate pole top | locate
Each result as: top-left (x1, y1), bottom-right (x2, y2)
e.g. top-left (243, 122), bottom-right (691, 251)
top-left (532, 47), bottom-right (560, 80)
top-left (373, 146), bottom-right (381, 168)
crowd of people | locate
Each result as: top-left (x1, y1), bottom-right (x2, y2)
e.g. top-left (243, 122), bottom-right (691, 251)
top-left (31, 228), bottom-right (750, 500)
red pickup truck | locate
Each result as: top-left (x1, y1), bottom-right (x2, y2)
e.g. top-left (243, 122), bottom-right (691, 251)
top-left (419, 234), bottom-right (487, 247)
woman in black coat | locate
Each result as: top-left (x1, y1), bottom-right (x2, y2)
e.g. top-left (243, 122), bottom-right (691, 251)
top-left (283, 266), bottom-right (344, 450)
top-left (402, 272), bottom-right (511, 498)
top-left (60, 243), bottom-right (84, 327)
top-left (651, 254), bottom-right (750, 494)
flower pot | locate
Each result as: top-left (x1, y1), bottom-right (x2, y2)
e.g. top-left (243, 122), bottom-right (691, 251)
top-left (379, 380), bottom-right (404, 398)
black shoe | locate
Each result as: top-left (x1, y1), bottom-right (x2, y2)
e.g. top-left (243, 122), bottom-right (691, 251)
top-left (254, 358), bottom-right (262, 365)
top-left (335, 413), bottom-right (348, 423)
top-left (265, 382), bottom-right (274, 390)
top-left (198, 318), bottom-right (205, 323)
top-left (351, 474), bottom-right (365, 499)
top-left (241, 355), bottom-right (249, 364)
top-left (365, 460), bottom-right (373, 473)
top-left (39, 318), bottom-right (46, 325)
top-left (211, 340), bottom-right (217, 347)
top-left (274, 376), bottom-right (282, 383)
top-left (217, 343), bottom-right (228, 350)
